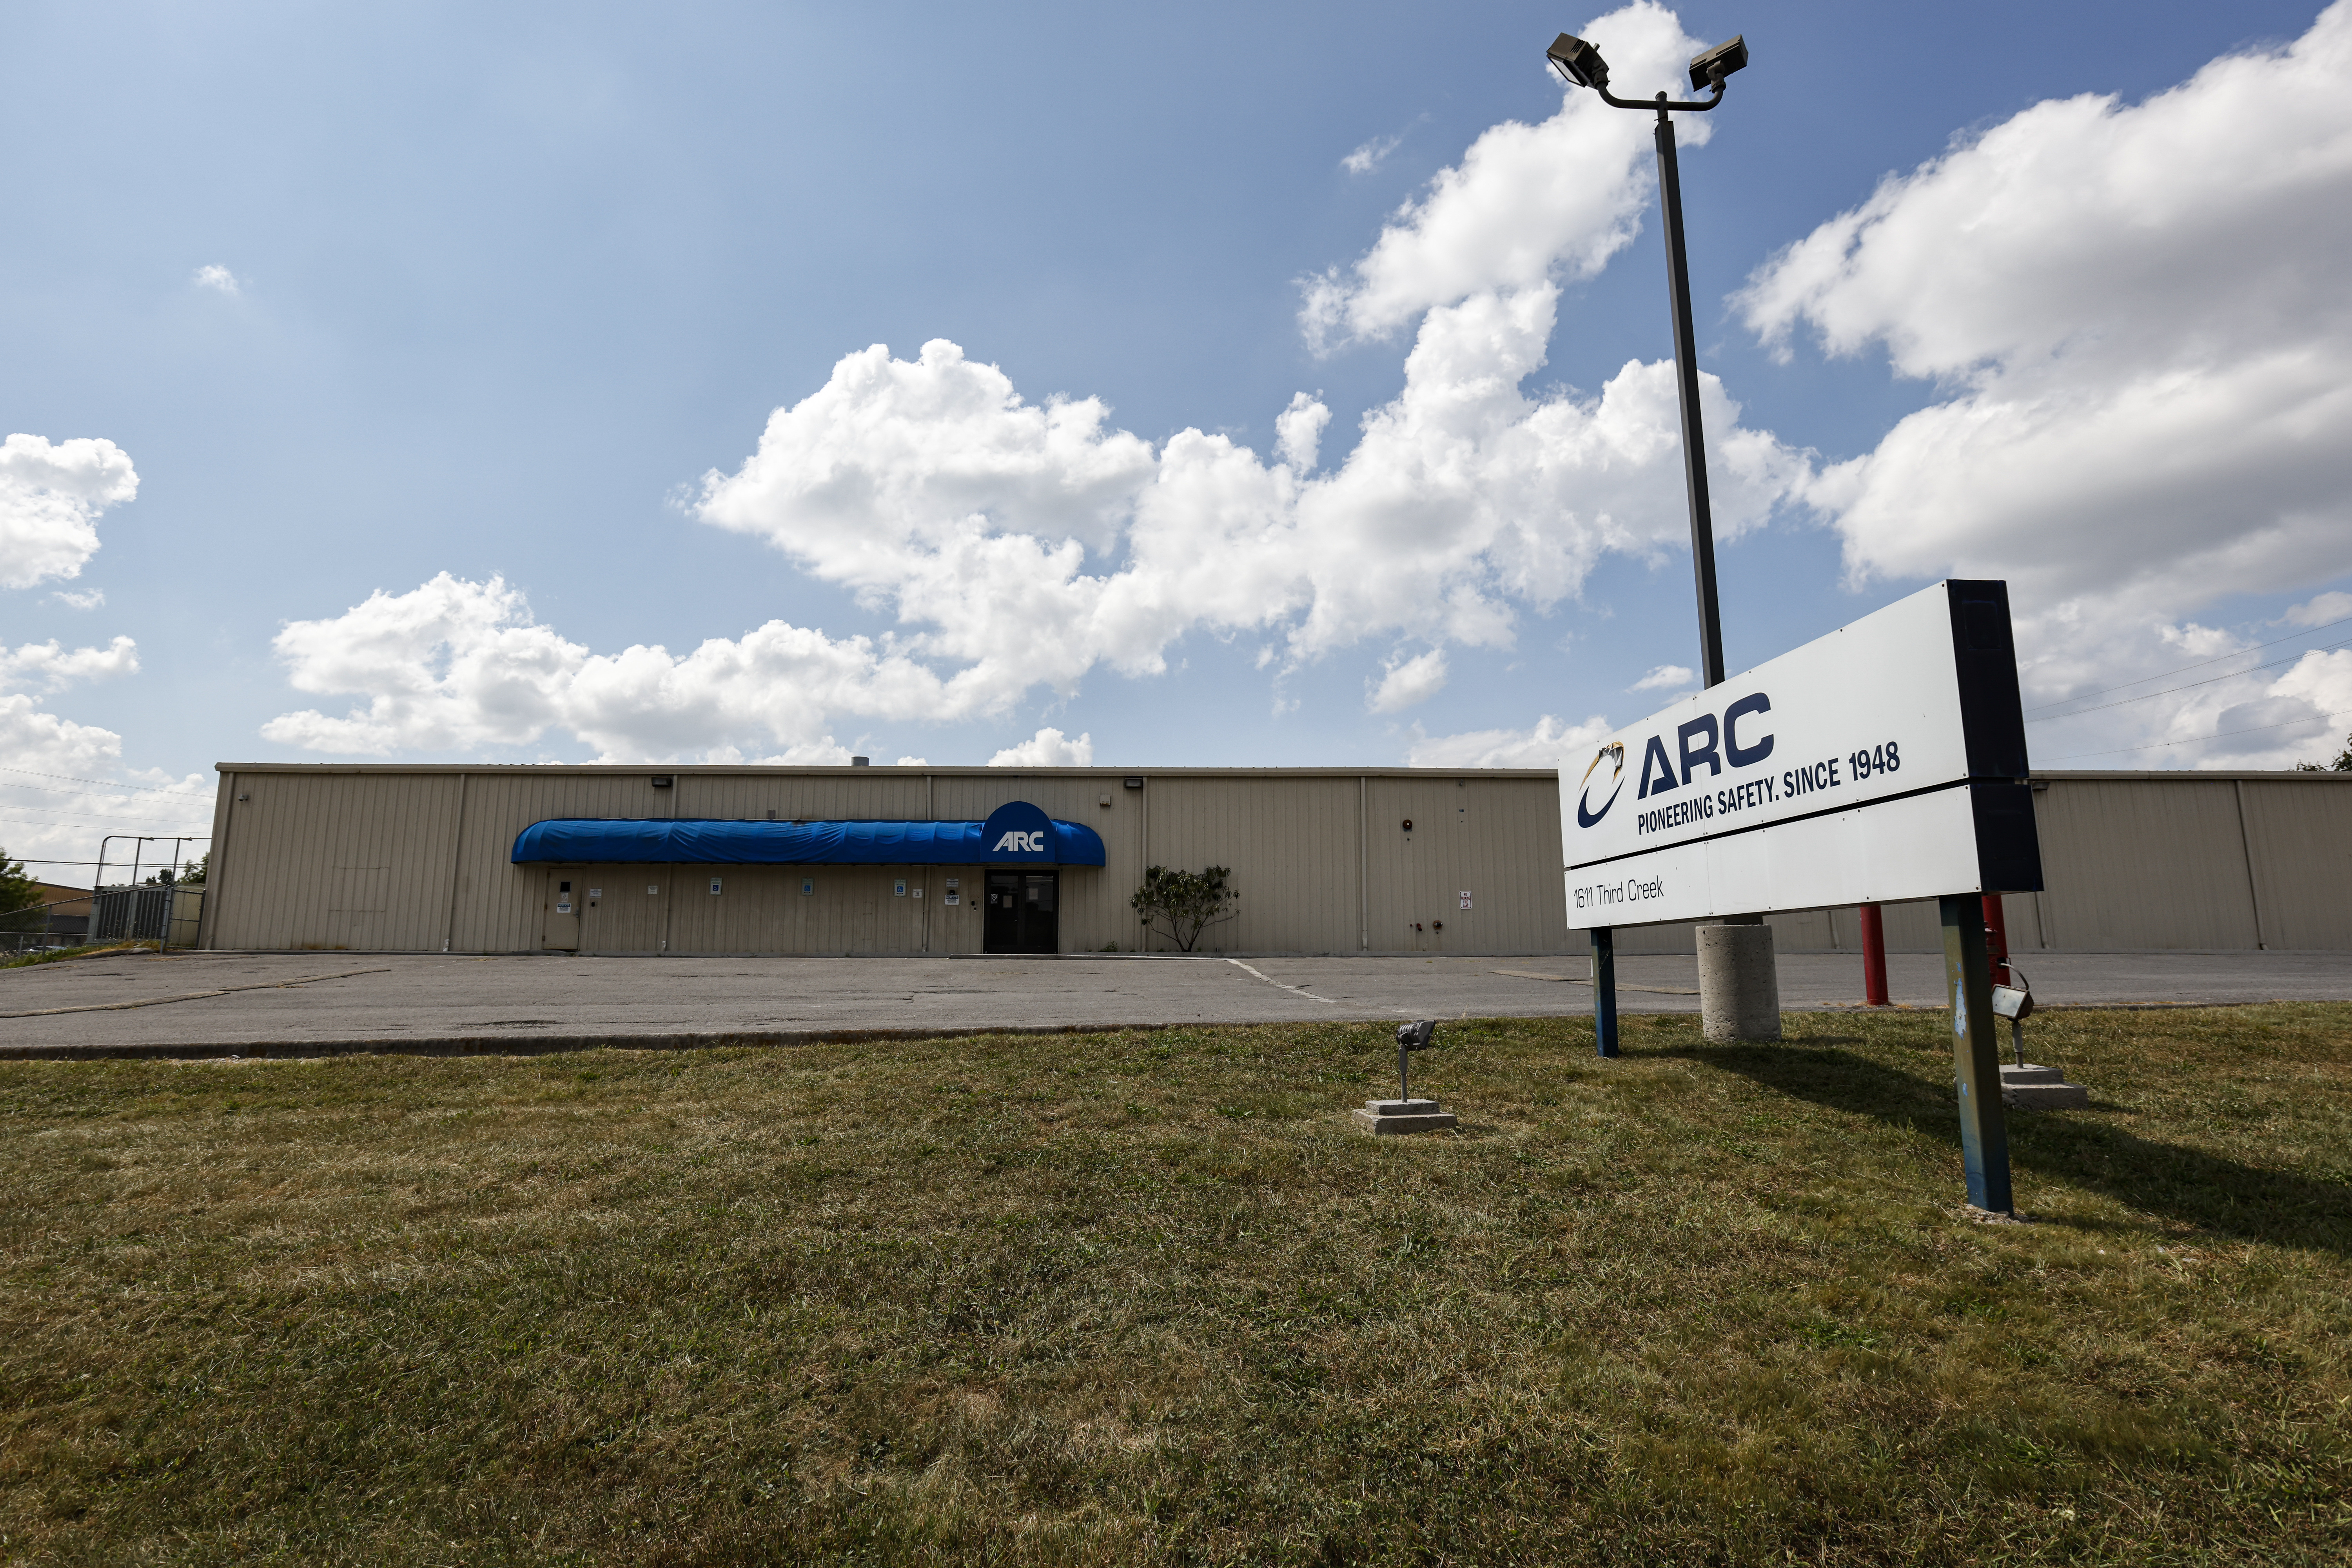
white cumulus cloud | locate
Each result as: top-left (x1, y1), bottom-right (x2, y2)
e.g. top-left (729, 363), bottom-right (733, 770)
top-left (1406, 713), bottom-right (1613, 769)
top-left (0, 434), bottom-right (138, 590)
top-left (1301, 1), bottom-right (1705, 351)
top-left (194, 264), bottom-right (240, 295)
top-left (1628, 663), bottom-right (1693, 692)
top-left (0, 636), bottom-right (139, 693)
top-left (0, 632), bottom-right (205, 866)
top-left (1341, 129), bottom-right (1408, 176)
top-left (1744, 1), bottom-right (2352, 766)
top-left (271, 8), bottom-right (1811, 766)
top-left (261, 572), bottom-right (951, 764)
top-left (2287, 591), bottom-right (2352, 629)
top-left (988, 726), bottom-right (1094, 767)
top-left (1368, 648), bottom-right (1448, 713)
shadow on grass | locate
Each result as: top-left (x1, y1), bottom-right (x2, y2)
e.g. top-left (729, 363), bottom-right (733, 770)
top-left (1676, 1042), bottom-right (2352, 1255)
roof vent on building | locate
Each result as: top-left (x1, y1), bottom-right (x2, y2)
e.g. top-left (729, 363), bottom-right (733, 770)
top-left (851, 755), bottom-right (871, 768)
top-left (650, 775), bottom-right (673, 788)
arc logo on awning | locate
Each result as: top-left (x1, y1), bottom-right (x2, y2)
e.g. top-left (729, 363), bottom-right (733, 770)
top-left (980, 800), bottom-right (1059, 862)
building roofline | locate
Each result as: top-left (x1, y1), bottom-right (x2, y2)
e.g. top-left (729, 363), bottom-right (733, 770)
top-left (210, 762), bottom-right (1566, 780)
top-left (2032, 769), bottom-right (2352, 783)
top-left (206, 762), bottom-right (2352, 785)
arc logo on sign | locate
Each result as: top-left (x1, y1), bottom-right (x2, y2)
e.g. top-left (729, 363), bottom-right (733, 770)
top-left (979, 800), bottom-right (1058, 862)
top-left (1575, 741), bottom-right (1626, 828)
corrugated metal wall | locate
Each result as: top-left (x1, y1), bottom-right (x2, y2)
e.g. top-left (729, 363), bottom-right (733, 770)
top-left (200, 766), bottom-right (1571, 956)
top-left (1569, 771), bottom-right (2352, 954)
top-left (197, 765), bottom-right (2352, 956)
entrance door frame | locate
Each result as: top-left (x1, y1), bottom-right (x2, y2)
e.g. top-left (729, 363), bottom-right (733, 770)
top-left (543, 869), bottom-right (581, 951)
top-left (982, 868), bottom-right (1060, 954)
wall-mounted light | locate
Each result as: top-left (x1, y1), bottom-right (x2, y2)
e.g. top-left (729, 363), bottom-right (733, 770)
top-left (650, 775), bottom-right (673, 789)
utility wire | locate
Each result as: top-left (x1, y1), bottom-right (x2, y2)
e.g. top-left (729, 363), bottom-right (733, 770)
top-left (0, 806), bottom-right (213, 831)
top-left (0, 779), bottom-right (213, 804)
top-left (2039, 704), bottom-right (2352, 763)
top-left (2023, 613), bottom-right (2352, 716)
top-left (0, 765), bottom-right (211, 799)
top-left (2025, 637), bottom-right (2352, 722)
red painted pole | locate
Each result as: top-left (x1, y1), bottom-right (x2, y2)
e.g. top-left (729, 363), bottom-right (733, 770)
top-left (1982, 894), bottom-right (2012, 987)
top-left (1858, 902), bottom-right (1888, 1006)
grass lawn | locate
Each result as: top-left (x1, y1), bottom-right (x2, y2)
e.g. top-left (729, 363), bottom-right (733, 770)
top-left (2, 1005), bottom-right (2347, 1565)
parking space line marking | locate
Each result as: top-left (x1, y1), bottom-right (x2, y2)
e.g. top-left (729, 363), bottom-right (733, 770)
top-left (1224, 959), bottom-right (1341, 1005)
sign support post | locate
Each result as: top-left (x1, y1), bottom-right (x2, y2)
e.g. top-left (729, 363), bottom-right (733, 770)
top-left (1941, 893), bottom-right (2014, 1213)
top-left (1592, 927), bottom-right (1619, 1057)
top-left (1858, 903), bottom-right (1889, 1006)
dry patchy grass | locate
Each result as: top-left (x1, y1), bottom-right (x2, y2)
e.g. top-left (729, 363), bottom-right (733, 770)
top-left (1, 1005), bottom-right (2348, 1564)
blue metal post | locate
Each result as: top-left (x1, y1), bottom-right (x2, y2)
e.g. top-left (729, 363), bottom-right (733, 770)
top-left (1940, 894), bottom-right (2013, 1212)
top-left (1593, 926), bottom-right (1620, 1058)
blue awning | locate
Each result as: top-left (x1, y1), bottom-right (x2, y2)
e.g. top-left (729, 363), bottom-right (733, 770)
top-left (511, 816), bottom-right (1107, 867)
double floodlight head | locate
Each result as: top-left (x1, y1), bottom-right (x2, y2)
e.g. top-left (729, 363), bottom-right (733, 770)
top-left (1547, 30), bottom-right (1748, 103)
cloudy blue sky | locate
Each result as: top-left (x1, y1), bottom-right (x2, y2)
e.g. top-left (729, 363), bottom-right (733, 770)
top-left (6, 0), bottom-right (2351, 869)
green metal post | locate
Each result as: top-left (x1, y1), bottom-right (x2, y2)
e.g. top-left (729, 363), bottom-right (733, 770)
top-left (1940, 893), bottom-right (2013, 1212)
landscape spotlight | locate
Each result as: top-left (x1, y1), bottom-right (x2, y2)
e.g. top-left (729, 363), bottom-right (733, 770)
top-left (1545, 33), bottom-right (1609, 91)
top-left (1687, 36), bottom-right (1748, 93)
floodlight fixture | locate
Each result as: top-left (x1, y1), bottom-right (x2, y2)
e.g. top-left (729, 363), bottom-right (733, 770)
top-left (1545, 33), bottom-right (1609, 91)
top-left (1687, 36), bottom-right (1748, 93)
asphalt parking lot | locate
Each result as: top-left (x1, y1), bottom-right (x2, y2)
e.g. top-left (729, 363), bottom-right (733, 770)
top-left (2, 947), bottom-right (2348, 1060)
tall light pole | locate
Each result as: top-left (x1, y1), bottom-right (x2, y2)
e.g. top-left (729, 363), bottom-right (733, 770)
top-left (1550, 31), bottom-right (1781, 1047)
top-left (1547, 31), bottom-right (1746, 688)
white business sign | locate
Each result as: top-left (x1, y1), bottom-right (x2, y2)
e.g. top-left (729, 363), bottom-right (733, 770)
top-left (1562, 580), bottom-right (2041, 931)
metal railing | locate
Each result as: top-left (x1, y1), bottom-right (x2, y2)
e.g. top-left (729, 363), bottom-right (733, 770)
top-left (0, 887), bottom-right (204, 954)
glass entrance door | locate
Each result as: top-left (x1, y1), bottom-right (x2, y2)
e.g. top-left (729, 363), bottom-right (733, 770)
top-left (983, 871), bottom-right (1059, 953)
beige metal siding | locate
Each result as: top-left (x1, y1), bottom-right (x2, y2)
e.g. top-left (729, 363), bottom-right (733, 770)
top-left (2029, 777), bottom-right (2259, 950)
top-left (1140, 774), bottom-right (1361, 953)
top-left (1363, 776), bottom-right (1566, 955)
top-left (2238, 778), bottom-right (2352, 950)
top-left (201, 764), bottom-right (2352, 956)
top-left (202, 764), bottom-right (1570, 956)
top-left (207, 771), bottom-right (464, 951)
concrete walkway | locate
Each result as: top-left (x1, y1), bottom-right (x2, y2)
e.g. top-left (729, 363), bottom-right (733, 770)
top-left (1, 948), bottom-right (2347, 1060)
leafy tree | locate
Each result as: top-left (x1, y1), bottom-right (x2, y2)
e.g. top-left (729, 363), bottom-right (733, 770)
top-left (0, 850), bottom-right (43, 934)
top-left (1130, 865), bottom-right (1238, 953)
top-left (2294, 732), bottom-right (2352, 772)
top-left (145, 851), bottom-right (209, 887)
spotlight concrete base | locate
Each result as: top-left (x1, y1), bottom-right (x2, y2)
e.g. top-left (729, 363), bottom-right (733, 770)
top-left (2000, 1063), bottom-right (2089, 1110)
top-left (1350, 1098), bottom-right (1457, 1135)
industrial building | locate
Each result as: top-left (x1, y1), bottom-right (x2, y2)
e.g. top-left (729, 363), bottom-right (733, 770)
top-left (192, 763), bottom-right (2352, 957)
top-left (196, 765), bottom-right (1570, 956)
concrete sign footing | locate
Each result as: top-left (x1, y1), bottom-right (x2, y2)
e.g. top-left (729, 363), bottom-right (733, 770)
top-left (1351, 1098), bottom-right (1456, 1135)
top-left (2000, 1063), bottom-right (2089, 1110)
top-left (1698, 920), bottom-right (1781, 1042)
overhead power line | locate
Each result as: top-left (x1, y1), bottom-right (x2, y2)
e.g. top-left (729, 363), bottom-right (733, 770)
top-left (2039, 704), bottom-right (2352, 763)
top-left (0, 806), bottom-right (214, 831)
top-left (0, 779), bottom-right (213, 804)
top-left (2025, 637), bottom-right (2352, 723)
top-left (2023, 613), bottom-right (2352, 717)
top-left (0, 765), bottom-right (212, 800)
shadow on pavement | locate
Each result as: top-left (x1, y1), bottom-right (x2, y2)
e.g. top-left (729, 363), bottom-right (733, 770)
top-left (1673, 1042), bottom-right (2352, 1256)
